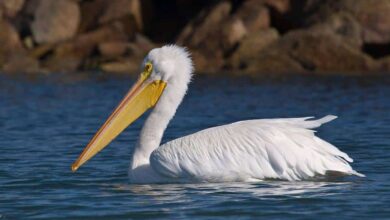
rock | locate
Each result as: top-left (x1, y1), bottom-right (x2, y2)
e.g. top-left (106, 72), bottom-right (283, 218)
top-left (2, 54), bottom-right (40, 74)
top-left (100, 58), bottom-right (140, 74)
top-left (244, 52), bottom-right (305, 75)
top-left (31, 0), bottom-right (80, 44)
top-left (344, 0), bottom-right (390, 44)
top-left (99, 0), bottom-right (142, 29)
top-left (234, 0), bottom-right (270, 33)
top-left (221, 18), bottom-right (247, 50)
top-left (228, 28), bottom-right (280, 69)
top-left (177, 0), bottom-right (272, 72)
top-left (234, 29), bottom-right (378, 75)
top-left (79, 0), bottom-right (141, 33)
top-left (0, 20), bottom-right (24, 66)
top-left (263, 0), bottom-right (290, 14)
top-left (0, 21), bottom-right (40, 74)
top-left (78, 0), bottom-right (107, 33)
top-left (280, 30), bottom-right (377, 73)
top-left (306, 0), bottom-right (390, 44)
top-left (177, 1), bottom-right (231, 48)
top-left (0, 0), bottom-right (25, 17)
top-left (379, 56), bottom-right (390, 72)
top-left (98, 41), bottom-right (128, 59)
top-left (132, 34), bottom-right (155, 54)
top-left (308, 12), bottom-right (363, 48)
top-left (43, 24), bottom-right (128, 72)
top-left (177, 1), bottom-right (232, 72)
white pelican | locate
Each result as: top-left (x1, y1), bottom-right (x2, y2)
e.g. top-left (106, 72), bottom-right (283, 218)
top-left (72, 45), bottom-right (364, 183)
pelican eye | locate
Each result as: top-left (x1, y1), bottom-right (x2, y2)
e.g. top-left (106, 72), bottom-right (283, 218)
top-left (144, 63), bottom-right (153, 73)
top-left (141, 62), bottom-right (153, 79)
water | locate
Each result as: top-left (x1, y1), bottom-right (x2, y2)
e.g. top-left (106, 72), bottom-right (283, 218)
top-left (0, 75), bottom-right (389, 219)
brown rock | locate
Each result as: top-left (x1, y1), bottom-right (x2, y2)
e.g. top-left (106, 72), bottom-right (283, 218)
top-left (345, 0), bottom-right (390, 44)
top-left (99, 34), bottom-right (155, 74)
top-left (308, 12), bottom-right (363, 48)
top-left (228, 28), bottom-right (280, 69)
top-left (235, 29), bottom-right (378, 75)
top-left (306, 0), bottom-right (390, 44)
top-left (177, 1), bottom-right (272, 72)
top-left (99, 0), bottom-right (142, 29)
top-left (2, 54), bottom-right (40, 74)
top-left (177, 1), bottom-right (232, 72)
top-left (0, 20), bottom-right (24, 66)
top-left (132, 34), bottom-right (155, 54)
top-left (98, 41), bottom-right (128, 59)
top-left (234, 0), bottom-right (270, 33)
top-left (263, 0), bottom-right (290, 14)
top-left (79, 0), bottom-right (141, 33)
top-left (281, 30), bottom-right (376, 73)
top-left (221, 18), bottom-right (247, 50)
top-left (31, 0), bottom-right (80, 44)
top-left (0, 0), bottom-right (25, 17)
top-left (78, 0), bottom-right (107, 33)
top-left (100, 58), bottom-right (140, 74)
top-left (43, 24), bottom-right (128, 72)
top-left (379, 56), bottom-right (390, 72)
top-left (245, 52), bottom-right (305, 75)
top-left (177, 1), bottom-right (231, 48)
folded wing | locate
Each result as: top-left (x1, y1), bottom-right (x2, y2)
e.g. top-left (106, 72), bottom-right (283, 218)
top-left (150, 115), bottom-right (363, 182)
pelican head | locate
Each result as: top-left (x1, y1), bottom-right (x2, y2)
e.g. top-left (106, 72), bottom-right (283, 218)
top-left (72, 45), bottom-right (193, 171)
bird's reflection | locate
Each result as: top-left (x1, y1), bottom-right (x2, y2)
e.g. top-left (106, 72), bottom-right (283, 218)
top-left (111, 180), bottom-right (355, 203)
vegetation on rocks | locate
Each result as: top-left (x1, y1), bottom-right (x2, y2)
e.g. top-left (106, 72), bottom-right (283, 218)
top-left (0, 0), bottom-right (390, 76)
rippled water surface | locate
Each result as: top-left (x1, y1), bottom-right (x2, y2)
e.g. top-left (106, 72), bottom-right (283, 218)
top-left (0, 75), bottom-right (389, 219)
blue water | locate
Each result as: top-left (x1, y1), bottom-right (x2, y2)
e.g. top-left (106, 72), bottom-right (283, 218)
top-left (0, 75), bottom-right (389, 219)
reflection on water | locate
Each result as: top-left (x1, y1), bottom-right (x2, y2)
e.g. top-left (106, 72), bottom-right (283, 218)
top-left (118, 181), bottom-right (353, 199)
top-left (0, 75), bottom-right (389, 219)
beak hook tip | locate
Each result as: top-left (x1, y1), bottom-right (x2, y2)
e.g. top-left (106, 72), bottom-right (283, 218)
top-left (71, 164), bottom-right (79, 172)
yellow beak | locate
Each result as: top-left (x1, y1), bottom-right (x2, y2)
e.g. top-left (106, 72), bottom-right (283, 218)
top-left (71, 73), bottom-right (166, 172)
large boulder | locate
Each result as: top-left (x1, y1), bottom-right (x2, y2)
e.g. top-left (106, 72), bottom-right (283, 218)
top-left (0, 0), bottom-right (25, 18)
top-left (284, 31), bottom-right (376, 73)
top-left (306, 0), bottom-right (390, 44)
top-left (79, 0), bottom-right (141, 33)
top-left (308, 12), bottom-right (363, 48)
top-left (43, 23), bottom-right (128, 72)
top-left (99, 0), bottom-right (142, 29)
top-left (234, 0), bottom-right (270, 33)
top-left (0, 20), bottom-right (24, 66)
top-left (177, 1), bottom-right (232, 72)
top-left (0, 20), bottom-right (40, 73)
top-left (234, 29), bottom-right (378, 75)
top-left (31, 0), bottom-right (80, 44)
top-left (228, 28), bottom-right (280, 69)
top-left (177, 1), bottom-right (271, 72)
top-left (344, 0), bottom-right (390, 44)
top-left (2, 54), bottom-right (40, 74)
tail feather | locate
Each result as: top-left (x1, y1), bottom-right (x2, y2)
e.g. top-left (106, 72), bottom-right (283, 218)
top-left (299, 115), bottom-right (337, 129)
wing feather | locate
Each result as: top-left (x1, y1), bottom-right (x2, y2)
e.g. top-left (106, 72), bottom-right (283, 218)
top-left (150, 115), bottom-right (363, 182)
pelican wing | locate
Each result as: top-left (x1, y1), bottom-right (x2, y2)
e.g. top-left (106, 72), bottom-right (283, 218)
top-left (150, 115), bottom-right (363, 182)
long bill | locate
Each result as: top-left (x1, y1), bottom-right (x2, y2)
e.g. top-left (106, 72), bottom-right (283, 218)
top-left (71, 75), bottom-right (166, 172)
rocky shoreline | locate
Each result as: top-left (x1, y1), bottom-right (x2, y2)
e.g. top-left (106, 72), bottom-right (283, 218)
top-left (1, 0), bottom-right (390, 76)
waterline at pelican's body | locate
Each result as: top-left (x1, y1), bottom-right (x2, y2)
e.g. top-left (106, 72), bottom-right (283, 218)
top-left (72, 45), bottom-right (364, 183)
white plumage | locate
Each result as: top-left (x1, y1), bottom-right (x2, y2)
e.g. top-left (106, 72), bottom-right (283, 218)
top-left (150, 116), bottom-right (363, 183)
top-left (126, 45), bottom-right (363, 183)
top-left (72, 45), bottom-right (364, 183)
